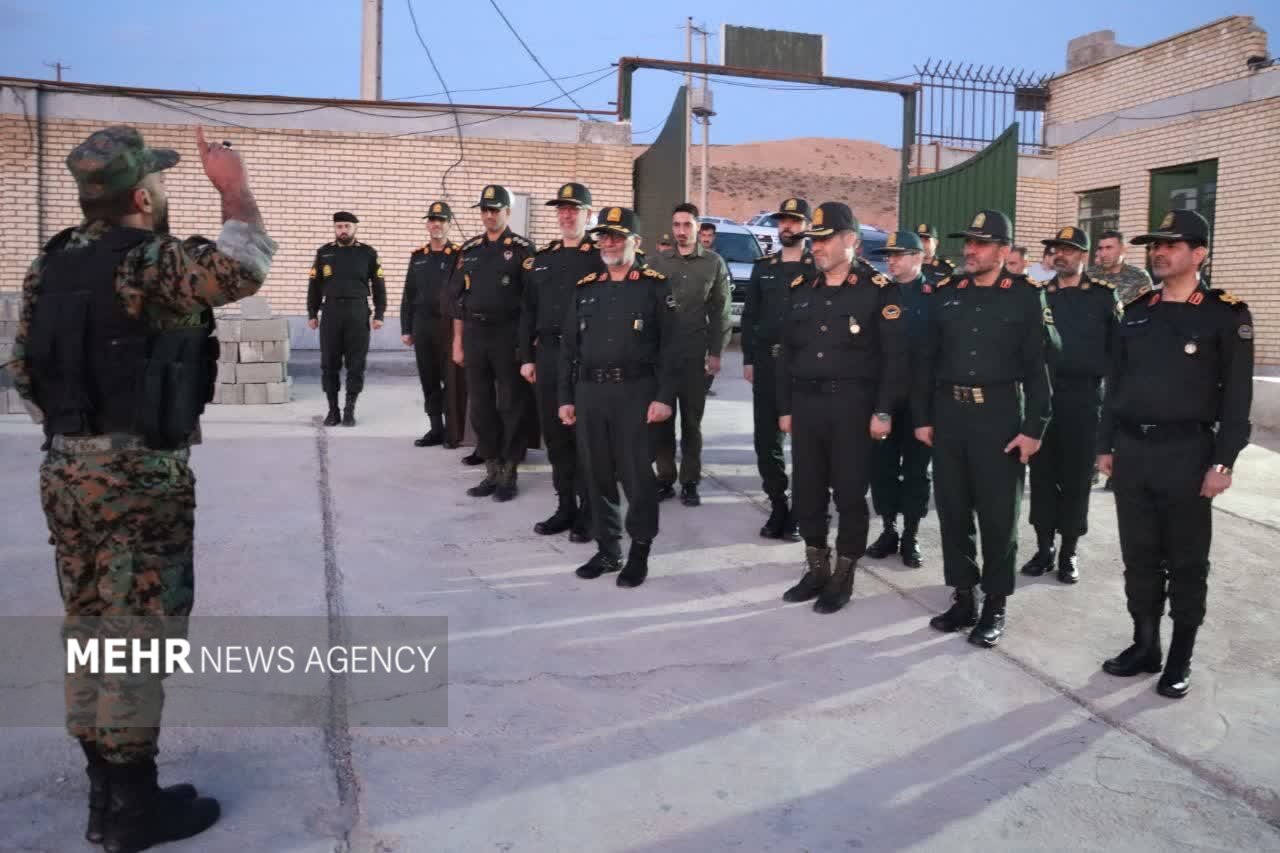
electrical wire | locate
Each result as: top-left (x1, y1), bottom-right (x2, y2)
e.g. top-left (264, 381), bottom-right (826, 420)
top-left (387, 66), bottom-right (613, 102)
top-left (405, 0), bottom-right (464, 201)
top-left (486, 0), bottom-right (594, 117)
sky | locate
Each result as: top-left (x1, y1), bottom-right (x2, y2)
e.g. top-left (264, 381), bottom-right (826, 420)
top-left (3, 0), bottom-right (1278, 149)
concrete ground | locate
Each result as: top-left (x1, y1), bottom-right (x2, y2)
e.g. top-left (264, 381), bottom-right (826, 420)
top-left (1, 347), bottom-right (1278, 853)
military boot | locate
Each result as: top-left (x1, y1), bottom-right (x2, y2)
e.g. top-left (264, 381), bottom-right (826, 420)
top-left (467, 461), bottom-right (500, 498)
top-left (1020, 528), bottom-right (1055, 576)
top-left (323, 392), bottom-right (341, 427)
top-left (900, 516), bottom-right (923, 568)
top-left (929, 588), bottom-right (979, 632)
top-left (1057, 535), bottom-right (1080, 584)
top-left (759, 495), bottom-right (790, 539)
top-left (617, 540), bottom-right (651, 588)
top-left (865, 516), bottom-right (899, 559)
top-left (415, 411), bottom-right (445, 447)
top-left (342, 393), bottom-right (358, 427)
top-left (493, 462), bottom-right (519, 502)
top-left (968, 593), bottom-right (1007, 648)
top-left (535, 494), bottom-right (575, 535)
top-left (576, 549), bottom-right (623, 579)
top-left (1157, 623), bottom-right (1198, 699)
top-left (1102, 615), bottom-right (1163, 677)
top-left (569, 498), bottom-right (592, 543)
top-left (102, 759), bottom-right (219, 853)
top-left (813, 555), bottom-right (856, 614)
top-left (80, 741), bottom-right (198, 845)
top-left (782, 546), bottom-right (831, 603)
top-left (461, 450), bottom-right (485, 466)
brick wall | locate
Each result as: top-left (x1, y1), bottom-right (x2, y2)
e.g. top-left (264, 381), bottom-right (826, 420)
top-left (1014, 176), bottom-right (1058, 250)
top-left (1053, 99), bottom-right (1280, 363)
top-left (1048, 16), bottom-right (1267, 126)
top-left (0, 106), bottom-right (632, 321)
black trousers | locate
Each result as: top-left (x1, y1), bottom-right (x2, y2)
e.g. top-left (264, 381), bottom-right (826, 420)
top-left (412, 310), bottom-right (448, 417)
top-left (932, 386), bottom-right (1025, 596)
top-left (577, 378), bottom-right (659, 559)
top-left (751, 355), bottom-right (788, 499)
top-left (790, 381), bottom-right (875, 558)
top-left (1029, 380), bottom-right (1101, 538)
top-left (1112, 430), bottom-right (1213, 626)
top-left (869, 403), bottom-right (932, 521)
top-left (320, 299), bottom-right (371, 396)
top-left (535, 341), bottom-right (588, 508)
top-left (654, 359), bottom-right (708, 485)
top-left (463, 321), bottom-right (528, 464)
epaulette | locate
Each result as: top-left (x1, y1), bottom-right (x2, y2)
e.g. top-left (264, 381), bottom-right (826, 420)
top-left (1212, 288), bottom-right (1248, 310)
top-left (1124, 283), bottom-right (1157, 307)
top-left (871, 272), bottom-right (889, 288)
top-left (539, 239), bottom-right (562, 253)
top-left (790, 274), bottom-right (807, 289)
top-left (754, 253), bottom-right (777, 266)
top-left (1092, 276), bottom-right (1116, 290)
top-left (412, 245), bottom-right (427, 255)
top-left (935, 276), bottom-right (952, 288)
top-left (575, 273), bottom-right (598, 287)
top-left (641, 267), bottom-right (666, 280)
top-left (1012, 272), bottom-right (1041, 288)
top-left (508, 234), bottom-right (531, 249)
top-left (461, 236), bottom-right (483, 251)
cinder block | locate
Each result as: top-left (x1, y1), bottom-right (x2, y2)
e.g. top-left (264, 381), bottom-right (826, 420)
top-left (240, 318), bottom-right (289, 342)
top-left (265, 381), bottom-right (290, 404)
top-left (214, 319), bottom-right (242, 343)
top-left (216, 361), bottom-right (236, 385)
top-left (238, 341), bottom-right (265, 363)
top-left (239, 295), bottom-right (273, 320)
top-left (262, 340), bottom-right (291, 363)
top-left (242, 383), bottom-right (268, 405)
top-left (213, 384), bottom-right (244, 405)
top-left (235, 362), bottom-right (284, 383)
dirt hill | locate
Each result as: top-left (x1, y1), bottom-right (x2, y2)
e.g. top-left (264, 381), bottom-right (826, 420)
top-left (633, 137), bottom-right (901, 229)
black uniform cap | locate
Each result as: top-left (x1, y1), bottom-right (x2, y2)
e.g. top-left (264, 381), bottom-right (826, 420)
top-left (1131, 209), bottom-right (1210, 247)
top-left (1042, 225), bottom-right (1090, 252)
top-left (914, 223), bottom-right (938, 239)
top-left (588, 206), bottom-right (642, 237)
top-left (474, 184), bottom-right (513, 209)
top-left (546, 182), bottom-right (592, 207)
top-left (333, 211), bottom-right (358, 224)
top-left (803, 202), bottom-right (858, 238)
top-left (423, 201), bottom-right (453, 221)
top-left (871, 230), bottom-right (925, 256)
top-left (949, 209), bottom-right (1013, 244)
top-left (775, 198), bottom-right (811, 220)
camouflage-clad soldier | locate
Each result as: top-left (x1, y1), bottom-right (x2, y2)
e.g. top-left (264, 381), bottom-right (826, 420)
top-left (1088, 228), bottom-right (1154, 305)
top-left (8, 126), bottom-right (276, 851)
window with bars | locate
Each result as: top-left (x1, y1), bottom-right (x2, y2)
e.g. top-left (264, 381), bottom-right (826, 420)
top-left (1077, 187), bottom-right (1120, 250)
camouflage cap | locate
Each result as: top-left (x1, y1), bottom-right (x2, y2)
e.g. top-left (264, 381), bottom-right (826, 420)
top-left (66, 126), bottom-right (180, 201)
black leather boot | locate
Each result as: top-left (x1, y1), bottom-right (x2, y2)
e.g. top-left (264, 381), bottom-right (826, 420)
top-left (467, 461), bottom-right (499, 497)
top-left (80, 741), bottom-right (200, 844)
top-left (617, 541), bottom-right (651, 587)
top-left (535, 494), bottom-right (575, 535)
top-left (322, 392), bottom-right (341, 427)
top-left (1057, 536), bottom-right (1080, 584)
top-left (680, 482), bottom-right (701, 506)
top-left (930, 587), bottom-right (978, 632)
top-left (1157, 623), bottom-right (1198, 699)
top-left (1020, 528), bottom-right (1055, 576)
top-left (415, 411), bottom-right (445, 447)
top-left (102, 759), bottom-right (219, 853)
top-left (968, 593), bottom-right (1007, 648)
top-left (493, 462), bottom-right (518, 502)
top-left (655, 481), bottom-right (676, 501)
top-left (1102, 615), bottom-right (1163, 676)
top-left (342, 393), bottom-right (357, 427)
top-left (865, 516), bottom-right (899, 559)
top-left (783, 545), bottom-right (831, 603)
top-left (576, 549), bottom-right (623, 579)
top-left (813, 555), bottom-right (856, 614)
top-left (900, 517), bottom-right (923, 568)
top-left (760, 495), bottom-right (789, 539)
top-left (569, 498), bottom-right (592, 543)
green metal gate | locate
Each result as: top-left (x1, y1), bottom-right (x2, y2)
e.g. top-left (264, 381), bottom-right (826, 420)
top-left (900, 123), bottom-right (1019, 263)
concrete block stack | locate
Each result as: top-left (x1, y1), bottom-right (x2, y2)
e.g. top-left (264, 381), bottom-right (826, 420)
top-left (212, 296), bottom-right (292, 405)
top-left (0, 293), bottom-right (23, 414)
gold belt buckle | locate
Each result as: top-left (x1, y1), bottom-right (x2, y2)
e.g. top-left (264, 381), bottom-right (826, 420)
top-left (770, 343), bottom-right (782, 358)
top-left (973, 387), bottom-right (985, 404)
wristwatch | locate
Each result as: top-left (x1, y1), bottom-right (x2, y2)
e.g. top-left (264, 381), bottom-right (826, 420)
top-left (874, 412), bottom-right (891, 422)
top-left (1210, 464), bottom-right (1232, 475)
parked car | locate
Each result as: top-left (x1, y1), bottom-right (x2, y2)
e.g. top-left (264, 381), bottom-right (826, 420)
top-left (859, 225), bottom-right (890, 275)
top-left (743, 212), bottom-right (780, 254)
top-left (708, 221), bottom-right (764, 331)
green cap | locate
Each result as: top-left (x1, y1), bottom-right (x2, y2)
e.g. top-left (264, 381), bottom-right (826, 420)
top-left (66, 126), bottom-right (179, 201)
top-left (871, 230), bottom-right (924, 256)
top-left (914, 223), bottom-right (938, 239)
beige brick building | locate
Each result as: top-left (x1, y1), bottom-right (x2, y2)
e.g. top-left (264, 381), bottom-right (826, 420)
top-left (1025, 16), bottom-right (1280, 363)
top-left (0, 79), bottom-right (632, 347)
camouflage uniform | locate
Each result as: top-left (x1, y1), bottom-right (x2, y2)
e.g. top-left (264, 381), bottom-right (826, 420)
top-left (1087, 262), bottom-right (1152, 305)
top-left (9, 128), bottom-right (275, 767)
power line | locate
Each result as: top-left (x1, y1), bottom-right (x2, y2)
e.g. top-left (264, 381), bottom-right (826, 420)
top-left (485, 0), bottom-right (594, 118)
top-left (405, 0), bottom-right (465, 202)
top-left (44, 61), bottom-right (71, 82)
top-left (387, 66), bottom-right (613, 102)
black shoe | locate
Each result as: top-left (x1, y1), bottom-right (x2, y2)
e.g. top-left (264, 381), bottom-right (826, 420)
top-left (102, 760), bottom-right (219, 853)
top-left (656, 481), bottom-right (676, 501)
top-left (342, 406), bottom-right (356, 427)
top-left (1102, 616), bottom-right (1163, 677)
top-left (415, 429), bottom-right (444, 447)
top-left (568, 527), bottom-right (593, 544)
top-left (617, 541), bottom-right (651, 587)
top-left (535, 497), bottom-right (575, 535)
top-left (467, 462), bottom-right (499, 498)
top-left (461, 451), bottom-right (485, 466)
top-left (323, 407), bottom-right (341, 427)
top-left (783, 546), bottom-right (831, 603)
top-left (814, 555), bottom-right (855, 614)
top-left (1020, 531), bottom-right (1056, 577)
top-left (930, 588), bottom-right (978, 632)
top-left (1156, 623), bottom-right (1198, 699)
top-left (81, 742), bottom-right (198, 844)
top-left (680, 482), bottom-right (701, 507)
top-left (865, 520), bottom-right (899, 559)
top-left (493, 463), bottom-right (518, 502)
top-left (443, 437), bottom-right (460, 449)
top-left (576, 550), bottom-right (622, 579)
top-left (1057, 542), bottom-right (1080, 584)
top-left (968, 594), bottom-right (1007, 648)
top-left (899, 518), bottom-right (923, 567)
top-left (759, 496), bottom-right (790, 539)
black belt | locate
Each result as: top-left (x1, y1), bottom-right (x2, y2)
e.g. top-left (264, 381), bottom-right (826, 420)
top-left (940, 383), bottom-right (1017, 404)
top-left (768, 343), bottom-right (782, 358)
top-left (579, 365), bottom-right (655, 383)
top-left (1118, 421), bottom-right (1212, 441)
top-left (791, 377), bottom-right (872, 394)
top-left (466, 311), bottom-right (517, 325)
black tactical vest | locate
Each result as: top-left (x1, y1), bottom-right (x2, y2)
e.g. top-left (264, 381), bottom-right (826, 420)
top-left (28, 226), bottom-right (218, 449)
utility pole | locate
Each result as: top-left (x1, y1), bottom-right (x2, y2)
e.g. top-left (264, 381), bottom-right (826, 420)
top-left (698, 24), bottom-right (710, 217)
top-left (685, 17), bottom-right (693, 203)
top-left (360, 0), bottom-right (383, 100)
top-left (44, 61), bottom-right (70, 82)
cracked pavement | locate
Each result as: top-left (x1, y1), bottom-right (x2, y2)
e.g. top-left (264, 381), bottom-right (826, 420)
top-left (1, 347), bottom-right (1278, 852)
